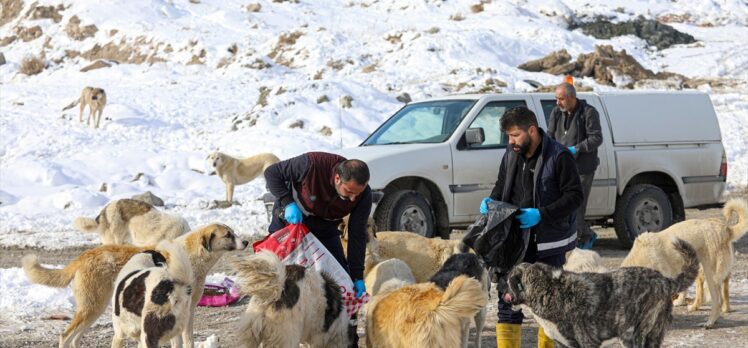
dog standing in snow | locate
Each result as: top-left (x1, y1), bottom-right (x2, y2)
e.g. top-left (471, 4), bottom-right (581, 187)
top-left (62, 86), bottom-right (107, 129)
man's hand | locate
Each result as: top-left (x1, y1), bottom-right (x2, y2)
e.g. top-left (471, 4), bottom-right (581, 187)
top-left (516, 208), bottom-right (541, 229)
top-left (284, 202), bottom-right (303, 224)
top-left (479, 197), bottom-right (493, 215)
top-left (568, 146), bottom-right (577, 155)
top-left (354, 279), bottom-right (366, 298)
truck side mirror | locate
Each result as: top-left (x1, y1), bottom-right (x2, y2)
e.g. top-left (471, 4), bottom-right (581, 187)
top-left (465, 127), bottom-right (485, 146)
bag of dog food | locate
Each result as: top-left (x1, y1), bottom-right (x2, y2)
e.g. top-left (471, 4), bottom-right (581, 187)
top-left (253, 223), bottom-right (369, 317)
top-left (197, 277), bottom-right (241, 307)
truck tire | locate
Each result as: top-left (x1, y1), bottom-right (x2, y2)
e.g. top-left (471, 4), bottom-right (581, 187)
top-left (614, 184), bottom-right (673, 248)
top-left (374, 190), bottom-right (435, 237)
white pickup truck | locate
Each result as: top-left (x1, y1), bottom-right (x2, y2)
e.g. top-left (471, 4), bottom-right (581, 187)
top-left (333, 91), bottom-right (727, 247)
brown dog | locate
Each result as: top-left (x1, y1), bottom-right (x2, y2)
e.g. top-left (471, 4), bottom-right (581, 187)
top-left (22, 223), bottom-right (248, 348)
top-left (62, 86), bottom-right (107, 129)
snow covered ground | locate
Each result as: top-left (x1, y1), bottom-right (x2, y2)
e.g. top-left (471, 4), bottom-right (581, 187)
top-left (1, 0), bottom-right (747, 338)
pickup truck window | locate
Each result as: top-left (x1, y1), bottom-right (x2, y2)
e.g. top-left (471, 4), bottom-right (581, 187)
top-left (466, 100), bottom-right (526, 148)
top-left (540, 99), bottom-right (588, 124)
top-left (363, 100), bottom-right (476, 145)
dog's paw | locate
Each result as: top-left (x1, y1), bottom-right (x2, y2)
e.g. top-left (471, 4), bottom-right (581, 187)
top-left (687, 304), bottom-right (699, 312)
top-left (701, 321), bottom-right (716, 329)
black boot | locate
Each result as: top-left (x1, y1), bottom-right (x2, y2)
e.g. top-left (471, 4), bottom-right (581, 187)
top-left (348, 324), bottom-right (359, 347)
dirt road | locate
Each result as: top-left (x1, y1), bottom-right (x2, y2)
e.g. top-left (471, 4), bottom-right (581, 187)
top-left (1, 206), bottom-right (746, 347)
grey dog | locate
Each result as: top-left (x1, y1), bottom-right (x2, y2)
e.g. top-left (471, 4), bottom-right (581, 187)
top-left (506, 238), bottom-right (699, 348)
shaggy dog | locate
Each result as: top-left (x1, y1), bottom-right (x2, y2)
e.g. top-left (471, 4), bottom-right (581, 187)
top-left (621, 198), bottom-right (747, 328)
top-left (22, 223), bottom-right (247, 348)
top-left (231, 250), bottom-right (348, 347)
top-left (112, 241), bottom-right (193, 348)
top-left (366, 275), bottom-right (487, 348)
top-left (428, 253), bottom-right (490, 348)
top-left (207, 151), bottom-right (280, 203)
top-left (364, 258), bottom-right (416, 296)
top-left (62, 86), bottom-right (107, 129)
top-left (505, 239), bottom-right (699, 348)
top-left (564, 248), bottom-right (608, 273)
top-left (74, 198), bottom-right (191, 246)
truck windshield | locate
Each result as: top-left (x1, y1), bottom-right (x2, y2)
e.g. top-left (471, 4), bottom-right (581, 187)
top-left (363, 100), bottom-right (476, 145)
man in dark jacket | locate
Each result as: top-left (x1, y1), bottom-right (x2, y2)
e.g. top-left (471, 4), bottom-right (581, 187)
top-left (547, 83), bottom-right (603, 249)
top-left (479, 106), bottom-right (583, 347)
top-left (264, 151), bottom-right (372, 347)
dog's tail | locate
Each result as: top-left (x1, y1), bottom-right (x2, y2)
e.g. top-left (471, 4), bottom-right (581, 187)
top-left (431, 275), bottom-right (487, 327)
top-left (73, 216), bottom-right (99, 233)
top-left (156, 240), bottom-right (193, 286)
top-left (669, 238), bottom-right (700, 294)
top-left (22, 254), bottom-right (78, 288)
top-left (724, 198), bottom-right (748, 242)
top-left (232, 250), bottom-right (286, 306)
top-left (61, 98), bottom-right (80, 111)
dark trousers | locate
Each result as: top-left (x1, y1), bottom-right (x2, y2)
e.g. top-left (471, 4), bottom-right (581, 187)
top-left (577, 173), bottom-right (595, 243)
top-left (497, 237), bottom-right (566, 324)
top-left (269, 201), bottom-right (359, 346)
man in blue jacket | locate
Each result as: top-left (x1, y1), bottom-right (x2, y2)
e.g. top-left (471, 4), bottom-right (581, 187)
top-left (480, 106), bottom-right (583, 348)
top-left (264, 152), bottom-right (371, 347)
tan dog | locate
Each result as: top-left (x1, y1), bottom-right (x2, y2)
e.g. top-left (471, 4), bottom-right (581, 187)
top-left (232, 250), bottom-right (349, 347)
top-left (207, 151), bottom-right (280, 202)
top-left (564, 248), bottom-right (608, 273)
top-left (22, 223), bottom-right (248, 348)
top-left (366, 275), bottom-right (487, 348)
top-left (367, 231), bottom-right (465, 282)
top-left (621, 198), bottom-right (748, 328)
top-left (111, 241), bottom-right (193, 348)
top-left (62, 86), bottom-right (107, 129)
top-left (74, 198), bottom-right (191, 246)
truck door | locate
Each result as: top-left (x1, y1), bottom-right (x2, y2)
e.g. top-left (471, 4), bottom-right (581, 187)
top-left (532, 94), bottom-right (615, 218)
top-left (451, 97), bottom-right (531, 218)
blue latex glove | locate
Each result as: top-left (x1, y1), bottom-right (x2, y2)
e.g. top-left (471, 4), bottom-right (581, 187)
top-left (284, 202), bottom-right (303, 224)
top-left (479, 197), bottom-right (493, 215)
top-left (354, 279), bottom-right (366, 298)
top-left (516, 208), bottom-right (541, 229)
top-left (568, 146), bottom-right (577, 155)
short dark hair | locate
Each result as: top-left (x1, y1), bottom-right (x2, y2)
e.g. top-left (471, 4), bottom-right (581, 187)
top-left (336, 159), bottom-right (370, 185)
top-left (500, 106), bottom-right (538, 132)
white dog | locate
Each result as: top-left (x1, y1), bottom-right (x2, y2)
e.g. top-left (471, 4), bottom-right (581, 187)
top-left (232, 250), bottom-right (349, 347)
top-left (207, 151), bottom-right (280, 202)
top-left (111, 241), bottom-right (193, 348)
top-left (74, 198), bottom-right (191, 246)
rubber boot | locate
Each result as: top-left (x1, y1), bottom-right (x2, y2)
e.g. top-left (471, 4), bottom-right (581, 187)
top-left (538, 327), bottom-right (555, 348)
top-left (496, 323), bottom-right (521, 348)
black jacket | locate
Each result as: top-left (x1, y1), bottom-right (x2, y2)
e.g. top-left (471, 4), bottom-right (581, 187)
top-left (264, 152), bottom-right (372, 280)
top-left (547, 99), bottom-right (603, 174)
top-left (489, 129), bottom-right (583, 257)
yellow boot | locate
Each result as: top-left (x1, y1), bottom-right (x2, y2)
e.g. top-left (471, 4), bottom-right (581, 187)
top-left (538, 327), bottom-right (555, 348)
top-left (496, 323), bottom-right (521, 348)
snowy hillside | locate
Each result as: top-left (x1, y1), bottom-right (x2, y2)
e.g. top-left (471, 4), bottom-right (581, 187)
top-left (1, 0), bottom-right (747, 248)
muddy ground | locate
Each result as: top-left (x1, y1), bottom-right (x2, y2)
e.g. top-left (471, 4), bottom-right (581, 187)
top-left (0, 205), bottom-right (746, 347)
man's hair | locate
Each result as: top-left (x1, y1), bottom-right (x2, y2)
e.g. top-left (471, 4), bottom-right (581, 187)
top-left (500, 106), bottom-right (538, 132)
top-left (336, 159), bottom-right (370, 185)
top-left (557, 82), bottom-right (576, 98)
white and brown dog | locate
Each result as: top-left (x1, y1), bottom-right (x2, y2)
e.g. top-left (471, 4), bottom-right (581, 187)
top-left (111, 241), bottom-right (193, 348)
top-left (22, 223), bottom-right (248, 348)
top-left (207, 151), bottom-right (280, 203)
top-left (232, 250), bottom-right (349, 347)
top-left (62, 86), bottom-right (107, 129)
top-left (74, 198), bottom-right (191, 246)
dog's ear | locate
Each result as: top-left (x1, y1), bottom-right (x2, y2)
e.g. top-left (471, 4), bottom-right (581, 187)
top-left (202, 232), bottom-right (215, 252)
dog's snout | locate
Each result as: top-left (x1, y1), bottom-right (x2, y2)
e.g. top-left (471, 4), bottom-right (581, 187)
top-left (240, 240), bottom-right (249, 249)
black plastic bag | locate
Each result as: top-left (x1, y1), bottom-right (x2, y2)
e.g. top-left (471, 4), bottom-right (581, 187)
top-left (462, 200), bottom-right (529, 291)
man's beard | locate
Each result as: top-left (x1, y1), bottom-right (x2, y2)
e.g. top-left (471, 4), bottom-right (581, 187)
top-left (511, 138), bottom-right (531, 155)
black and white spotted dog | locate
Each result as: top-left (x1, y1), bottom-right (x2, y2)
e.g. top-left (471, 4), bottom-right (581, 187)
top-left (232, 250), bottom-right (348, 347)
top-left (111, 241), bottom-right (194, 348)
top-left (505, 238), bottom-right (699, 348)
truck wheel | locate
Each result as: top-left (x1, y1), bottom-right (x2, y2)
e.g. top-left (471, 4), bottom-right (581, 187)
top-left (614, 184), bottom-right (673, 248)
top-left (374, 190), bottom-right (435, 237)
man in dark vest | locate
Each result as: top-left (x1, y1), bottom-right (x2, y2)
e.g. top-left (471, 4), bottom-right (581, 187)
top-left (264, 152), bottom-right (372, 347)
top-left (479, 106), bottom-right (582, 348)
top-left (547, 82), bottom-right (603, 249)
